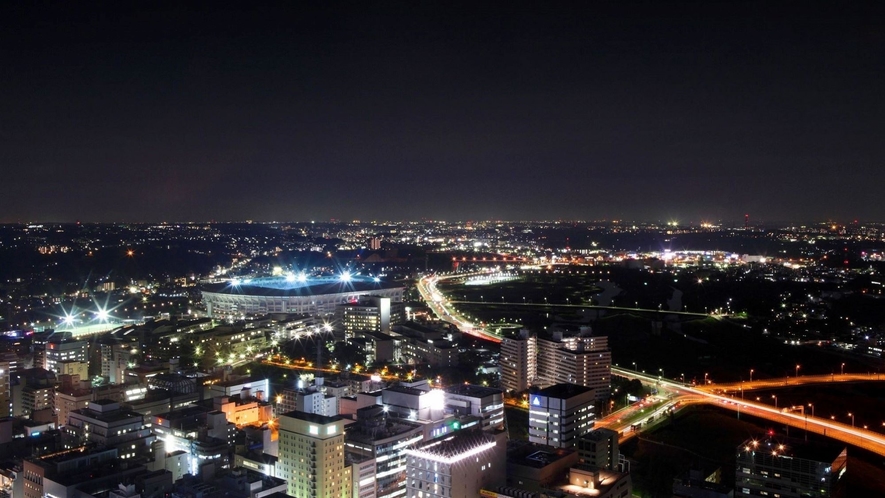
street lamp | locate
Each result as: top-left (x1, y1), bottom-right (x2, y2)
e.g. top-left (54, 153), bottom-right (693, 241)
top-left (841, 363), bottom-right (845, 376)
top-left (632, 362), bottom-right (638, 373)
top-left (795, 364), bottom-right (800, 379)
top-left (704, 373), bottom-right (709, 385)
top-left (750, 369), bottom-right (754, 382)
top-left (849, 413), bottom-right (855, 427)
top-left (808, 403), bottom-right (814, 418)
top-left (772, 395), bottom-right (778, 409)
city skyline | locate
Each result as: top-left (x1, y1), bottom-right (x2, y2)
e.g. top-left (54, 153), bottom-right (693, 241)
top-left (3, 2), bottom-right (883, 222)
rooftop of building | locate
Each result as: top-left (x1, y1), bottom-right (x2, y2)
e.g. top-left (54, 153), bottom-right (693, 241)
top-left (201, 276), bottom-right (402, 297)
top-left (409, 431), bottom-right (496, 461)
top-left (580, 428), bottom-right (619, 442)
top-left (384, 385), bottom-right (427, 396)
top-left (445, 383), bottom-right (503, 398)
top-left (279, 410), bottom-right (342, 425)
top-left (535, 383), bottom-right (593, 399)
top-left (210, 376), bottom-right (267, 388)
top-left (71, 403), bottom-right (143, 424)
top-left (507, 440), bottom-right (577, 469)
top-left (738, 435), bottom-right (847, 465)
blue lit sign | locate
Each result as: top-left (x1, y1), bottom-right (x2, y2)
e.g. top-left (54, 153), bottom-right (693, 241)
top-left (532, 396), bottom-right (541, 407)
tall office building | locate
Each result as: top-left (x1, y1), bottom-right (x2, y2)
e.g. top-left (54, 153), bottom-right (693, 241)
top-left (101, 341), bottom-right (133, 385)
top-left (577, 428), bottom-right (619, 471)
top-left (735, 436), bottom-right (846, 497)
top-left (340, 296), bottom-right (392, 340)
top-left (404, 431), bottom-right (506, 498)
top-left (44, 338), bottom-right (89, 375)
top-left (536, 331), bottom-right (611, 402)
top-left (528, 383), bottom-right (595, 449)
top-left (0, 362), bottom-right (10, 417)
top-left (345, 406), bottom-right (424, 498)
top-left (443, 384), bottom-right (505, 432)
top-left (499, 330), bottom-right (536, 394)
top-left (278, 411), bottom-right (351, 498)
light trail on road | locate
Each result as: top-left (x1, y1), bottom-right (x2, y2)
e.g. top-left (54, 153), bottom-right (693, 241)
top-left (613, 366), bottom-right (885, 456)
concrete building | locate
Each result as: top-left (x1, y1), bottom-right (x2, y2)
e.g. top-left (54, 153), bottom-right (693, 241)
top-left (402, 337), bottom-right (459, 367)
top-left (561, 465), bottom-right (633, 498)
top-left (151, 406), bottom-right (236, 475)
top-left (13, 368), bottom-right (57, 418)
top-left (505, 441), bottom-right (579, 491)
top-left (0, 361), bottom-right (10, 417)
top-left (500, 330), bottom-right (537, 394)
top-left (214, 394), bottom-right (273, 426)
top-left (44, 338), bottom-right (89, 375)
top-left (381, 386), bottom-right (446, 422)
top-left (735, 436), bottom-right (846, 497)
top-left (55, 387), bottom-right (93, 428)
top-left (536, 331), bottom-right (611, 402)
top-left (277, 411), bottom-right (351, 498)
top-left (297, 390), bottom-right (338, 417)
top-left (102, 341), bottom-right (134, 385)
top-left (345, 406), bottom-right (424, 498)
top-left (577, 428), bottom-right (619, 471)
top-left (340, 295), bottom-right (392, 340)
top-left (528, 384), bottom-right (595, 449)
top-left (444, 384), bottom-right (505, 432)
top-left (404, 431), bottom-right (506, 498)
top-left (67, 400), bottom-right (152, 451)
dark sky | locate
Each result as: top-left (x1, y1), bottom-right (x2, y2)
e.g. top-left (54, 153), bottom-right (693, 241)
top-left (2, 2), bottom-right (883, 223)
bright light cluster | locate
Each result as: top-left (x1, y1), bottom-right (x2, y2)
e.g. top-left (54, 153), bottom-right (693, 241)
top-left (404, 439), bottom-right (497, 465)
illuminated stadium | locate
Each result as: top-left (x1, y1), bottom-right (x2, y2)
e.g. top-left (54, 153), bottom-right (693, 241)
top-left (200, 273), bottom-right (404, 317)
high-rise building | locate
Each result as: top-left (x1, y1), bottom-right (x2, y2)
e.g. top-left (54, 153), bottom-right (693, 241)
top-left (404, 431), bottom-right (506, 498)
top-left (536, 331), bottom-right (611, 402)
top-left (340, 295), bottom-right (392, 340)
top-left (499, 330), bottom-right (536, 394)
top-left (297, 390), bottom-right (338, 417)
top-left (12, 368), bottom-right (57, 418)
top-left (345, 406), bottom-right (424, 498)
top-left (443, 384), bottom-right (505, 432)
top-left (528, 383), bottom-right (595, 449)
top-left (0, 362), bottom-right (10, 417)
top-left (577, 428), bottom-right (619, 471)
top-left (735, 436), bottom-right (846, 497)
top-left (44, 338), bottom-right (89, 375)
top-left (101, 341), bottom-right (133, 385)
top-left (278, 411), bottom-right (351, 498)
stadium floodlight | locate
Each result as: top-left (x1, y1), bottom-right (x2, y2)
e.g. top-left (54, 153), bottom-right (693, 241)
top-left (373, 277), bottom-right (381, 283)
top-left (231, 278), bottom-right (241, 286)
top-left (297, 272), bottom-right (307, 282)
top-left (340, 271), bottom-right (352, 282)
top-left (96, 308), bottom-right (109, 322)
top-left (286, 273), bottom-right (296, 282)
top-left (63, 314), bottom-right (75, 326)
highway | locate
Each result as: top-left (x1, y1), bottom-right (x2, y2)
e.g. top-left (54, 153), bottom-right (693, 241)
top-left (417, 271), bottom-right (718, 342)
top-left (696, 373), bottom-right (885, 393)
top-left (416, 273), bottom-right (502, 343)
top-left (614, 367), bottom-right (885, 456)
top-left (448, 300), bottom-right (716, 318)
top-left (417, 272), bottom-right (885, 454)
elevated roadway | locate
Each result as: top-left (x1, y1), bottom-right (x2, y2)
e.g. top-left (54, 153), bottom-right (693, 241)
top-left (613, 367), bottom-right (885, 456)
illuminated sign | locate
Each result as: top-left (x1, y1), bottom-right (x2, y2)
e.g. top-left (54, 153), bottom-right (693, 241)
top-left (532, 396), bottom-right (541, 407)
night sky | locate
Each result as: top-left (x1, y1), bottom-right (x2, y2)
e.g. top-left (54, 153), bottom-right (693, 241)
top-left (2, 2), bottom-right (883, 223)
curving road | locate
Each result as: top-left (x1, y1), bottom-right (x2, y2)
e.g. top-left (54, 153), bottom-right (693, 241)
top-left (416, 273), bottom-right (502, 343)
top-left (614, 367), bottom-right (885, 456)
